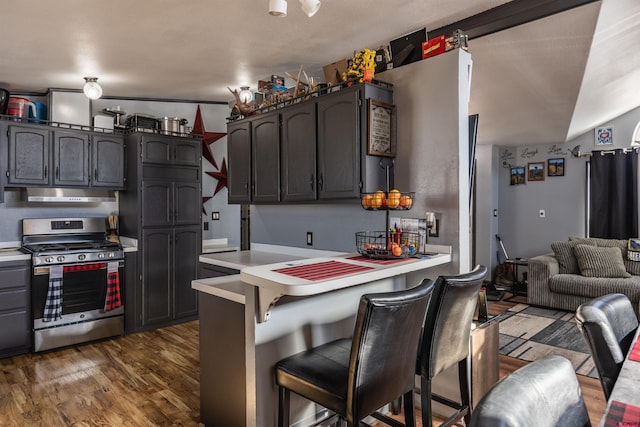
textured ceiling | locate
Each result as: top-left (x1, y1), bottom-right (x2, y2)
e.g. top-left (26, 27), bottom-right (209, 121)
top-left (1, 0), bottom-right (638, 146)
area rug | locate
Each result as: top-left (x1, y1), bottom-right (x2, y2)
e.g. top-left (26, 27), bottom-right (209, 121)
top-left (497, 304), bottom-right (598, 379)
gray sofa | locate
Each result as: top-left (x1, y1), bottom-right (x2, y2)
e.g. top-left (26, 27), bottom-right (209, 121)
top-left (528, 237), bottom-right (640, 312)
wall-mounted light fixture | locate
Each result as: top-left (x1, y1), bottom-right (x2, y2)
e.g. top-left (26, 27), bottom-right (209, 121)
top-left (269, 0), bottom-right (287, 16)
top-left (239, 86), bottom-right (253, 103)
top-left (83, 77), bottom-right (103, 100)
top-left (299, 0), bottom-right (321, 17)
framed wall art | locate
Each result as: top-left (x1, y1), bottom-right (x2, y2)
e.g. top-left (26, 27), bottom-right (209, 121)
top-left (527, 162), bottom-right (545, 182)
top-left (595, 126), bottom-right (614, 146)
top-left (367, 99), bottom-right (396, 157)
top-left (510, 166), bottom-right (525, 185)
top-left (548, 158), bottom-right (565, 176)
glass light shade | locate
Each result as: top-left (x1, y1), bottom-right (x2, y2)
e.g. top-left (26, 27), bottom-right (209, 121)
top-left (83, 77), bottom-right (103, 100)
top-left (299, 0), bottom-right (320, 17)
top-left (239, 87), bottom-right (253, 103)
top-left (269, 0), bottom-right (287, 16)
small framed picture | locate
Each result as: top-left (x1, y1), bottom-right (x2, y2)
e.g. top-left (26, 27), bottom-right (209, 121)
top-left (528, 162), bottom-right (545, 182)
top-left (595, 126), bottom-right (614, 145)
top-left (547, 158), bottom-right (565, 177)
top-left (510, 166), bottom-right (525, 185)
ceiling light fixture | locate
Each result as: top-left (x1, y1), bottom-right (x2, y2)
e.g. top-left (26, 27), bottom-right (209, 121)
top-left (299, 0), bottom-right (320, 17)
top-left (239, 86), bottom-right (253, 103)
top-left (269, 0), bottom-right (287, 16)
top-left (83, 77), bottom-right (103, 100)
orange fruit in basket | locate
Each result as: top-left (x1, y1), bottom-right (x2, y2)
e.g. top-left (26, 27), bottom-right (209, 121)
top-left (399, 194), bottom-right (413, 209)
top-left (387, 189), bottom-right (401, 209)
top-left (371, 192), bottom-right (385, 209)
top-left (361, 194), bottom-right (373, 209)
top-left (392, 244), bottom-right (402, 257)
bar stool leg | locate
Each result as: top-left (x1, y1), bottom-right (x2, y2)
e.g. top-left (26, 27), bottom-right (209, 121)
top-left (278, 386), bottom-right (290, 427)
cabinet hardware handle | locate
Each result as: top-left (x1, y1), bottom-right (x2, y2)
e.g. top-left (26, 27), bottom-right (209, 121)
top-left (94, 169), bottom-right (98, 181)
top-left (55, 166), bottom-right (59, 179)
top-left (318, 174), bottom-right (324, 190)
top-left (309, 174), bottom-right (314, 190)
top-left (44, 165), bottom-right (47, 179)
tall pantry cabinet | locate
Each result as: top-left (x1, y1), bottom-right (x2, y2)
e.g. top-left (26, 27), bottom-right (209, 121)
top-left (119, 132), bottom-right (202, 333)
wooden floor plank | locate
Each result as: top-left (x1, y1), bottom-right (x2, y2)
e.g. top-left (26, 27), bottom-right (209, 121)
top-left (0, 297), bottom-right (606, 426)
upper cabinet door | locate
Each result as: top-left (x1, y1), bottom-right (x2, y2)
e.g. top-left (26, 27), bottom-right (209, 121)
top-left (140, 135), bottom-right (200, 166)
top-left (317, 89), bottom-right (361, 200)
top-left (92, 134), bottom-right (125, 188)
top-left (173, 181), bottom-right (201, 225)
top-left (227, 121), bottom-right (252, 204)
top-left (173, 140), bottom-right (201, 166)
top-left (7, 126), bottom-right (50, 185)
top-left (281, 102), bottom-right (316, 202)
top-left (252, 112), bottom-right (280, 203)
top-left (54, 131), bottom-right (90, 187)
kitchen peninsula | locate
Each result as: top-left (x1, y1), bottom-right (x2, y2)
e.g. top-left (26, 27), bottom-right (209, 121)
top-left (192, 248), bottom-right (451, 427)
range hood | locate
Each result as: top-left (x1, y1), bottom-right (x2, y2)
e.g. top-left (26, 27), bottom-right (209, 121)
top-left (24, 188), bottom-right (117, 203)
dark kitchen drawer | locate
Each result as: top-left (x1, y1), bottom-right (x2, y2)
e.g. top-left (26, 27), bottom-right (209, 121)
top-left (0, 310), bottom-right (30, 353)
top-left (0, 261), bottom-right (30, 291)
top-left (0, 288), bottom-right (28, 311)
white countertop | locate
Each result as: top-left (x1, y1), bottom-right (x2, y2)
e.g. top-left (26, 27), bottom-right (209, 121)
top-left (199, 250), bottom-right (307, 271)
top-left (240, 252), bottom-right (451, 297)
top-left (192, 274), bottom-right (248, 304)
top-left (0, 248), bottom-right (30, 262)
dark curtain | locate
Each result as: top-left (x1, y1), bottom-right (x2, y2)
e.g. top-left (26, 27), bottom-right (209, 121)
top-left (590, 149), bottom-right (638, 239)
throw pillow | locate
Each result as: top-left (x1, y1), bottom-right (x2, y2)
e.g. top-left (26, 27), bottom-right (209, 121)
top-left (573, 244), bottom-right (631, 278)
top-left (551, 238), bottom-right (595, 274)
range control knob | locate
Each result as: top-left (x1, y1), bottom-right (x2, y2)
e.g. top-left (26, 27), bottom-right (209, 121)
top-left (98, 253), bottom-right (106, 259)
top-left (57, 256), bottom-right (65, 263)
top-left (45, 256), bottom-right (54, 263)
top-left (108, 252), bottom-right (116, 258)
top-left (78, 254), bottom-right (86, 261)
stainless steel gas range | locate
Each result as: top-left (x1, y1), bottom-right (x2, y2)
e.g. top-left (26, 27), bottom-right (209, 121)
top-left (21, 217), bottom-right (125, 352)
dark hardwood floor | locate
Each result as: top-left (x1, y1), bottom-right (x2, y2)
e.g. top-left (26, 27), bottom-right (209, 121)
top-left (0, 295), bottom-right (606, 426)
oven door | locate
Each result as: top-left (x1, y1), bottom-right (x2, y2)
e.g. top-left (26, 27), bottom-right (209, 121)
top-left (32, 260), bottom-right (124, 351)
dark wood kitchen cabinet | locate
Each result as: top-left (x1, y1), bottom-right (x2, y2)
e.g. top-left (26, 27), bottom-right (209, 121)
top-left (227, 81), bottom-right (393, 204)
top-left (7, 125), bottom-right (50, 185)
top-left (0, 260), bottom-right (31, 358)
top-left (119, 132), bottom-right (202, 332)
top-left (141, 226), bottom-right (200, 326)
top-left (140, 134), bottom-right (201, 166)
top-left (4, 122), bottom-right (125, 189)
top-left (251, 112), bottom-right (280, 203)
top-left (227, 120), bottom-right (252, 203)
top-left (281, 101), bottom-right (316, 201)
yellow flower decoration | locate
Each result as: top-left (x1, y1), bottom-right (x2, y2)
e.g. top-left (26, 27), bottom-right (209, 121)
top-left (343, 48), bottom-right (377, 83)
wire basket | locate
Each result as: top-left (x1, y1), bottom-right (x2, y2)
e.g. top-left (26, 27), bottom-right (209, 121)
top-left (360, 191), bottom-right (414, 211)
top-left (355, 231), bottom-right (420, 259)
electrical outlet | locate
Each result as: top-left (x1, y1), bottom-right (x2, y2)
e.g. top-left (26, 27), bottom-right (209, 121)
top-left (539, 209), bottom-right (545, 218)
top-left (212, 211), bottom-right (220, 220)
top-left (203, 222), bottom-right (209, 231)
top-left (307, 232), bottom-right (313, 246)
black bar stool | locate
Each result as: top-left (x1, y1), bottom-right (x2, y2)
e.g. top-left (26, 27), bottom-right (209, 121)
top-left (275, 279), bottom-right (436, 427)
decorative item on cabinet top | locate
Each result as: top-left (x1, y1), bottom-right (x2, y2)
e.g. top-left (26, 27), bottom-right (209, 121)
top-left (226, 79), bottom-right (393, 122)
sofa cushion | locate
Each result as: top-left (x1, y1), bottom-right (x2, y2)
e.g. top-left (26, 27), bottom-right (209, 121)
top-left (574, 244), bottom-right (631, 278)
top-left (549, 274), bottom-right (640, 302)
top-left (551, 239), bottom-right (595, 274)
top-left (571, 237), bottom-right (640, 276)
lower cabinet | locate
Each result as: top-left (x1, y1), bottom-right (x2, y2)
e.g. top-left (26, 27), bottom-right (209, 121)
top-left (138, 226), bottom-right (200, 329)
top-left (198, 262), bottom-right (239, 279)
top-left (0, 260), bottom-right (31, 358)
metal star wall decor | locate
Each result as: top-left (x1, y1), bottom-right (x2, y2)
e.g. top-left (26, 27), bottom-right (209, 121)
top-left (192, 105), bottom-right (226, 169)
top-left (202, 195), bottom-right (213, 215)
top-left (206, 158), bottom-right (228, 196)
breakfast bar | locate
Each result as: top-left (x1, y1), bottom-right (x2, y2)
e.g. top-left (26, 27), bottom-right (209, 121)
top-left (192, 250), bottom-right (451, 427)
